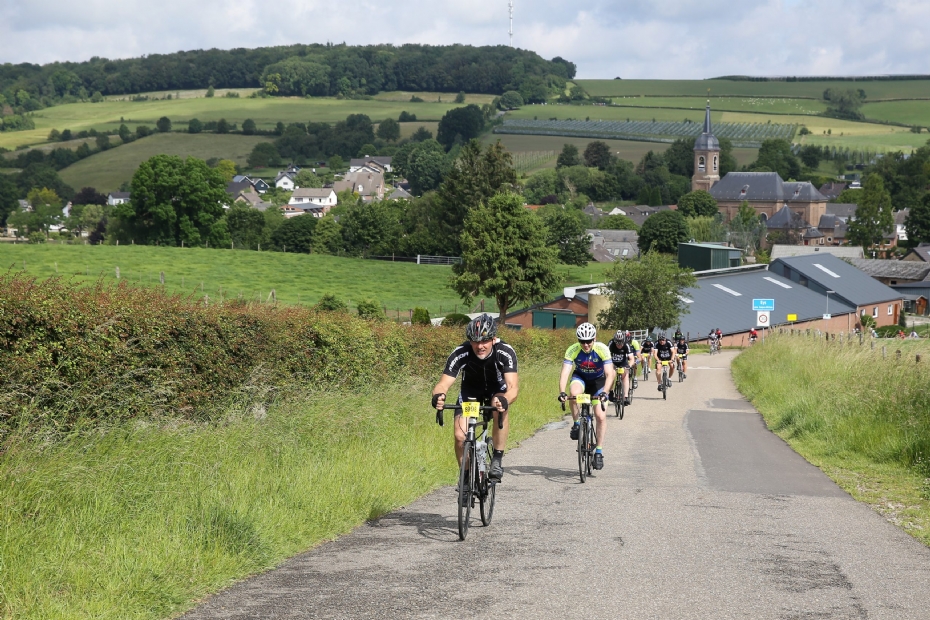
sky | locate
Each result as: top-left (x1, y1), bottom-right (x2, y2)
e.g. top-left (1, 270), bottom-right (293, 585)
top-left (1, 0), bottom-right (928, 80)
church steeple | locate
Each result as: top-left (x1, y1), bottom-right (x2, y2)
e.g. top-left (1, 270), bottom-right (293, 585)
top-left (692, 101), bottom-right (721, 192)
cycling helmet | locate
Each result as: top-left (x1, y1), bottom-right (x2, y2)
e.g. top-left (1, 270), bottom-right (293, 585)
top-left (465, 313), bottom-right (497, 342)
top-left (576, 322), bottom-right (597, 341)
top-left (625, 330), bottom-right (632, 339)
top-left (614, 329), bottom-right (627, 345)
top-left (644, 335), bottom-right (653, 343)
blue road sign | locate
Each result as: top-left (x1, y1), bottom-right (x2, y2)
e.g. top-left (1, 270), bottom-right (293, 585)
top-left (752, 298), bottom-right (775, 311)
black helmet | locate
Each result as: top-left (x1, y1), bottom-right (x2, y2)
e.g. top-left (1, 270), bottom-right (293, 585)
top-left (465, 313), bottom-right (497, 342)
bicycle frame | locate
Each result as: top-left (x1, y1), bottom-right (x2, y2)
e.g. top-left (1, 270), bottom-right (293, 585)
top-left (563, 393), bottom-right (604, 483)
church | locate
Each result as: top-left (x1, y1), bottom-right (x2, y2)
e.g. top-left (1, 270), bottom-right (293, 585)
top-left (691, 103), bottom-right (829, 231)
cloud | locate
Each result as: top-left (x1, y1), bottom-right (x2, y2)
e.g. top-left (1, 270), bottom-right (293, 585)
top-left (0, 0), bottom-right (928, 80)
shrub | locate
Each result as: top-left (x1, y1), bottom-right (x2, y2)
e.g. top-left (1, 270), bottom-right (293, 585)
top-left (356, 299), bottom-right (384, 321)
top-left (442, 312), bottom-right (471, 327)
top-left (315, 293), bottom-right (348, 312)
top-left (411, 307), bottom-right (431, 325)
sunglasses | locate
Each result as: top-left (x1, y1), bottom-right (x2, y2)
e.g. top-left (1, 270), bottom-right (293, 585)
top-left (579, 339), bottom-right (594, 345)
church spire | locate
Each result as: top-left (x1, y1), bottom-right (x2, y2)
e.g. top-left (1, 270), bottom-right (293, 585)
top-left (703, 100), bottom-right (712, 134)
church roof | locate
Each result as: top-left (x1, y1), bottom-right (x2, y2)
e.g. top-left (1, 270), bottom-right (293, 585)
top-left (694, 101), bottom-right (719, 151)
top-left (709, 172), bottom-right (827, 203)
top-left (765, 204), bottom-right (809, 229)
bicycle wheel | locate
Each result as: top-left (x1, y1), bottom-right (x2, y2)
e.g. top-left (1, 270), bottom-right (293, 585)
top-left (587, 417), bottom-right (597, 476)
top-left (479, 438), bottom-right (496, 526)
top-left (662, 368), bottom-right (667, 400)
top-left (458, 442), bottom-right (474, 540)
top-left (678, 361), bottom-right (684, 382)
top-left (577, 408), bottom-right (587, 483)
top-left (613, 380), bottom-right (623, 418)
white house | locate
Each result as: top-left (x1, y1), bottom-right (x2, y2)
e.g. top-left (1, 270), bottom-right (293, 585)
top-left (288, 188), bottom-right (337, 208)
top-left (107, 192), bottom-right (130, 206)
top-left (274, 171), bottom-right (296, 191)
top-left (349, 156), bottom-right (392, 174)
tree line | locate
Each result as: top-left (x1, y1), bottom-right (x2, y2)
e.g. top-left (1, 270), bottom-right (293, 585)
top-left (0, 44), bottom-right (575, 113)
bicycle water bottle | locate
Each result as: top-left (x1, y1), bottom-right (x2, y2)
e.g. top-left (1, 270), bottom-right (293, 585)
top-left (476, 441), bottom-right (487, 473)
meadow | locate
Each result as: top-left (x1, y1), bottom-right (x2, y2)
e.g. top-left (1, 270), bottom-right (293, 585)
top-left (732, 333), bottom-right (930, 547)
top-left (0, 93), bottom-right (466, 150)
top-left (0, 244), bottom-right (614, 317)
top-left (576, 78), bottom-right (930, 100)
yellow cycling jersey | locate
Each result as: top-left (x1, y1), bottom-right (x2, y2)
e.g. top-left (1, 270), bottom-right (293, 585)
top-left (563, 342), bottom-right (613, 379)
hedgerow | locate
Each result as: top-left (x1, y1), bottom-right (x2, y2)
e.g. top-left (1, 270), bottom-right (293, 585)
top-left (0, 274), bottom-right (572, 435)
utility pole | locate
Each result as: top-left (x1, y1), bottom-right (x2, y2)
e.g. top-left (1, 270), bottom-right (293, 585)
top-left (509, 0), bottom-right (514, 47)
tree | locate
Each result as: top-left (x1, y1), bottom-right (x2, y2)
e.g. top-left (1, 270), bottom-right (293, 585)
top-left (356, 299), bottom-right (385, 321)
top-left (748, 139), bottom-right (801, 180)
top-left (436, 104), bottom-right (485, 150)
top-left (406, 139), bottom-right (448, 196)
top-left (538, 205), bottom-right (592, 266)
top-left (95, 134), bottom-right (110, 151)
top-left (327, 155), bottom-right (345, 171)
top-left (17, 163), bottom-right (74, 200)
top-left (19, 188), bottom-right (63, 237)
top-left (598, 214), bottom-right (639, 231)
top-left (728, 201), bottom-right (765, 255)
top-left (118, 124), bottom-right (133, 143)
top-left (556, 143), bottom-right (581, 169)
top-left (73, 186), bottom-right (107, 206)
top-left (156, 117), bottom-right (172, 133)
top-left (188, 118), bottom-right (203, 134)
top-left (215, 118), bottom-right (230, 134)
top-left (436, 139), bottom-right (516, 252)
top-left (522, 169), bottom-right (563, 204)
top-left (583, 141), bottom-right (612, 170)
top-left (0, 174), bottom-right (20, 226)
top-left (687, 215), bottom-right (727, 243)
top-left (376, 117), bottom-right (400, 142)
top-left (312, 214), bottom-right (343, 255)
top-left (410, 126), bottom-right (433, 142)
top-left (638, 210), bottom-right (689, 254)
top-left (242, 119), bottom-right (257, 135)
top-left (214, 159), bottom-right (237, 182)
top-left (315, 293), bottom-right (348, 312)
top-left (411, 307), bottom-right (431, 325)
top-left (398, 111), bottom-right (417, 122)
top-left (499, 91), bottom-right (524, 109)
top-left (226, 202), bottom-right (267, 250)
top-left (271, 212), bottom-right (316, 253)
top-left (454, 91), bottom-right (466, 104)
top-left (340, 201), bottom-right (403, 256)
top-left (823, 88), bottom-right (866, 121)
top-left (847, 174), bottom-right (894, 251)
top-left (206, 86), bottom-right (215, 98)
top-left (294, 169), bottom-right (322, 188)
top-left (451, 192), bottom-right (560, 319)
top-left (677, 190), bottom-right (719, 218)
top-left (905, 193), bottom-right (930, 245)
top-left (247, 142), bottom-right (280, 168)
top-left (799, 145), bottom-right (821, 169)
top-left (596, 251), bottom-right (697, 331)
top-left (117, 154), bottom-right (229, 247)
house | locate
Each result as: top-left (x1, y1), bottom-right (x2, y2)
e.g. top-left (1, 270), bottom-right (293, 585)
top-left (233, 175), bottom-right (270, 194)
top-left (225, 179), bottom-right (253, 198)
top-left (818, 182), bottom-right (848, 200)
top-left (587, 229), bottom-right (639, 262)
top-left (234, 191), bottom-right (273, 212)
top-left (502, 284), bottom-right (601, 330)
top-left (622, 204), bottom-right (673, 228)
top-left (765, 204), bottom-right (810, 244)
top-left (107, 192), bottom-right (130, 206)
top-left (769, 244), bottom-right (863, 261)
top-left (902, 243), bottom-right (930, 262)
top-left (333, 171), bottom-right (385, 202)
top-left (274, 171), bottom-right (296, 191)
top-left (288, 188), bottom-right (337, 217)
top-left (349, 156), bottom-right (392, 174)
top-left (769, 253), bottom-right (903, 327)
top-left (388, 186), bottom-right (413, 200)
top-left (849, 258), bottom-right (930, 287)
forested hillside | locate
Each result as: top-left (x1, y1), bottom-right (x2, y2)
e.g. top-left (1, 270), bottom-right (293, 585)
top-left (0, 44), bottom-right (575, 108)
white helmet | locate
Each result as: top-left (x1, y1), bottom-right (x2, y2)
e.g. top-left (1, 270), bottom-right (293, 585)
top-left (576, 322), bottom-right (597, 341)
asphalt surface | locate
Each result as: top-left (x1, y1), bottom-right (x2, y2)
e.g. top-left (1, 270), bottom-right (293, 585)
top-left (181, 351), bottom-right (930, 619)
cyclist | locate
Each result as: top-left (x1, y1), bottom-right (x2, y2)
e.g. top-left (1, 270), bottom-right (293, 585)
top-left (708, 328), bottom-right (718, 352)
top-left (607, 329), bottom-right (633, 406)
top-left (626, 330), bottom-right (641, 389)
top-left (675, 336), bottom-right (689, 379)
top-left (749, 328), bottom-right (758, 345)
top-left (558, 323), bottom-right (616, 470)
top-left (431, 314), bottom-right (518, 482)
top-left (639, 335), bottom-right (655, 377)
top-left (674, 327), bottom-right (683, 342)
top-left (654, 333), bottom-right (676, 390)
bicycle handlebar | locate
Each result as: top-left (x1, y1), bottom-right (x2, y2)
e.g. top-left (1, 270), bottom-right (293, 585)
top-left (560, 394), bottom-right (608, 412)
top-left (434, 403), bottom-right (504, 429)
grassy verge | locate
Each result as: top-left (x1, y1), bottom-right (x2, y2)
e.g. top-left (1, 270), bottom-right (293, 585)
top-left (0, 362), bottom-right (562, 620)
top-left (731, 333), bottom-right (930, 546)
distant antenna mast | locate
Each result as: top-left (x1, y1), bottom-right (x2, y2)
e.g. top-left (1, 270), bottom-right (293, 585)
top-left (509, 0), bottom-right (514, 47)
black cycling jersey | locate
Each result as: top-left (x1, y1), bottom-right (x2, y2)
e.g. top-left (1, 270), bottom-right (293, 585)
top-left (608, 340), bottom-right (632, 367)
top-left (443, 340), bottom-right (518, 398)
top-left (655, 341), bottom-right (674, 361)
top-left (640, 341), bottom-right (655, 354)
top-left (676, 342), bottom-right (689, 355)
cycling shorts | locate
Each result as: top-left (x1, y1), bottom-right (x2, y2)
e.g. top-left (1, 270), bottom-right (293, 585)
top-left (570, 374), bottom-right (607, 396)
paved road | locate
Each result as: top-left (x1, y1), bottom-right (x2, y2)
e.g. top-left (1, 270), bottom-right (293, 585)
top-left (182, 351), bottom-right (930, 619)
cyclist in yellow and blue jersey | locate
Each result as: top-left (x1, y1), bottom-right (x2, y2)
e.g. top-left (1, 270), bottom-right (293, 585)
top-left (558, 323), bottom-right (616, 470)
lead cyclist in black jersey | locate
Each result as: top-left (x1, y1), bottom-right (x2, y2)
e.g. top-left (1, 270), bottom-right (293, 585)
top-left (431, 314), bottom-right (519, 481)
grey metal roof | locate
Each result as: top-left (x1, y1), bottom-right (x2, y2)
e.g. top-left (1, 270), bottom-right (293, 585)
top-left (709, 172), bottom-right (825, 203)
top-left (769, 245), bottom-right (863, 260)
top-left (694, 102), bottom-right (719, 151)
top-left (850, 259), bottom-right (930, 280)
top-left (675, 268), bottom-right (856, 339)
top-left (770, 253), bottom-right (902, 307)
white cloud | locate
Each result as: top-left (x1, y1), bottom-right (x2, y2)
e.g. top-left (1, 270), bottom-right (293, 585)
top-left (0, 0), bottom-right (928, 80)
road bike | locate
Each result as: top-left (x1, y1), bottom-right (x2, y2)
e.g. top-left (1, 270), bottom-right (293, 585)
top-left (641, 355), bottom-right (651, 380)
top-left (676, 357), bottom-right (685, 382)
top-left (610, 367), bottom-right (631, 419)
top-left (562, 393), bottom-right (604, 483)
top-left (658, 360), bottom-right (671, 400)
top-left (436, 400), bottom-right (500, 540)
top-left (709, 338), bottom-right (719, 355)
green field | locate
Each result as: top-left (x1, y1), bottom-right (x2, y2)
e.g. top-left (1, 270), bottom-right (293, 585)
top-left (0, 92), bottom-right (468, 150)
top-left (608, 95), bottom-right (828, 116)
top-left (576, 78), bottom-right (930, 100)
top-left (57, 133), bottom-right (268, 192)
top-left (861, 100), bottom-right (930, 126)
top-left (485, 133), bottom-right (759, 168)
top-left (0, 244), bottom-right (611, 317)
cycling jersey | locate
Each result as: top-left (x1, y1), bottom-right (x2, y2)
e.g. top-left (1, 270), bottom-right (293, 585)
top-left (629, 339), bottom-right (641, 354)
top-left (563, 342), bottom-right (613, 379)
top-left (655, 341), bottom-right (674, 361)
top-left (443, 340), bottom-right (518, 400)
top-left (640, 341), bottom-right (654, 355)
top-left (676, 342), bottom-right (689, 356)
top-left (607, 340), bottom-right (632, 367)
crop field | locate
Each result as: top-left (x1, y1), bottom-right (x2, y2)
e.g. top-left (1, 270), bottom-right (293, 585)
top-left (576, 78), bottom-right (930, 100)
top-left (484, 133), bottom-right (759, 168)
top-left (608, 96), bottom-right (828, 116)
top-left (861, 100), bottom-right (930, 127)
top-left (57, 133), bottom-right (269, 192)
top-left (0, 91), bottom-right (468, 150)
top-left (496, 118), bottom-right (796, 148)
top-left (372, 91), bottom-right (497, 105)
top-left (399, 121), bottom-right (439, 139)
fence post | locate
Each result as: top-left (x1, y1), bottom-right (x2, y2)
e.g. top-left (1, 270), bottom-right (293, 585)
top-left (115, 266), bottom-right (120, 279)
top-left (417, 255), bottom-right (421, 265)
top-left (882, 346), bottom-right (886, 358)
top-left (160, 271), bottom-right (165, 285)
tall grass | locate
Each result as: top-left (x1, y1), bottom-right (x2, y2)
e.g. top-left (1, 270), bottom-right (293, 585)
top-left (732, 333), bottom-right (930, 543)
top-left (0, 363), bottom-right (563, 619)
